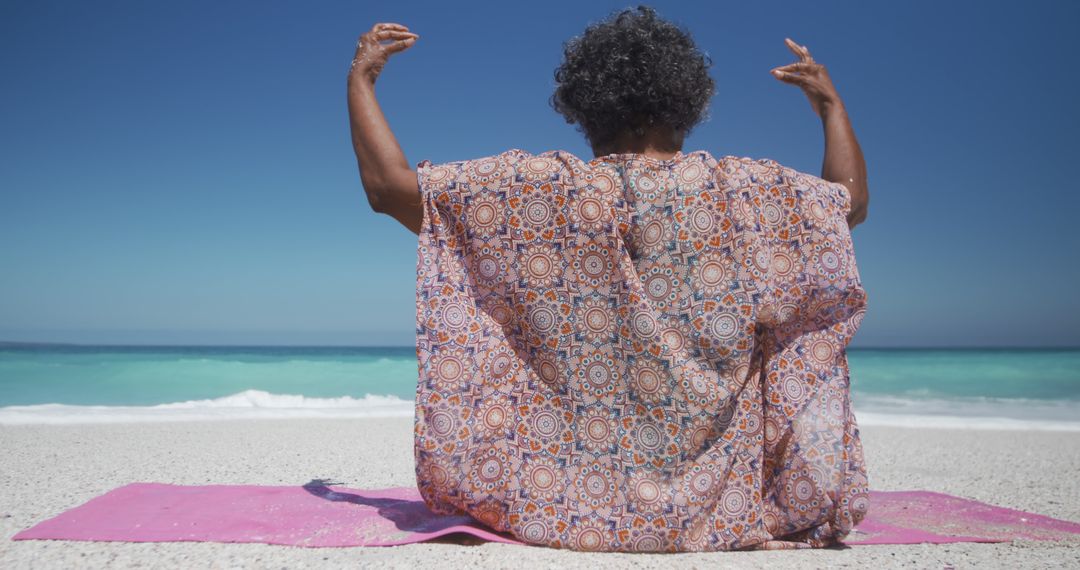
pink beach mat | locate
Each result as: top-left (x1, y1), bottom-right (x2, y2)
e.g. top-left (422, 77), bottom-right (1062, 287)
top-left (11, 480), bottom-right (1080, 548)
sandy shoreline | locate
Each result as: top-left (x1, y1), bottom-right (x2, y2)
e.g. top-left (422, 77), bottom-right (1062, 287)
top-left (2, 419), bottom-right (1077, 568)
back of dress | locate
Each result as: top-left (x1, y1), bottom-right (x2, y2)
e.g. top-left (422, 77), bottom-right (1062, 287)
top-left (412, 147), bottom-right (869, 552)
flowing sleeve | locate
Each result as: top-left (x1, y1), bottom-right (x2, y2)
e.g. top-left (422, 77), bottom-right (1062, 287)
top-left (750, 159), bottom-right (862, 333)
top-left (738, 157), bottom-right (870, 547)
top-left (411, 148), bottom-right (547, 523)
top-left (414, 149), bottom-right (525, 306)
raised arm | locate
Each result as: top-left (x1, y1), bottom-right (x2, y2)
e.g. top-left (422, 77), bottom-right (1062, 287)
top-left (770, 38), bottom-right (869, 229)
top-left (819, 98), bottom-right (868, 228)
top-left (347, 22), bottom-right (423, 235)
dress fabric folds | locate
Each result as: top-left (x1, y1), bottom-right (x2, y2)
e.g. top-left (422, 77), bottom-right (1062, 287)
top-left (412, 148), bottom-right (869, 552)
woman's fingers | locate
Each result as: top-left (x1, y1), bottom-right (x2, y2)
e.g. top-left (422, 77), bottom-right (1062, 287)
top-left (382, 37), bottom-right (417, 55)
top-left (784, 38), bottom-right (803, 59)
top-left (771, 69), bottom-right (809, 84)
top-left (772, 61), bottom-right (820, 74)
top-left (375, 29), bottom-right (419, 53)
top-left (774, 39), bottom-right (822, 81)
top-left (375, 29), bottom-right (418, 37)
top-left (375, 29), bottom-right (419, 43)
top-left (784, 37), bottom-right (813, 62)
top-left (373, 22), bottom-right (411, 32)
top-left (357, 28), bottom-right (418, 54)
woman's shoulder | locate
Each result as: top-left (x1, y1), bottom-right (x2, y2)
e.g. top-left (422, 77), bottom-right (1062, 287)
top-left (419, 148), bottom-right (821, 186)
top-left (416, 148), bottom-right (603, 196)
top-left (711, 153), bottom-right (852, 218)
top-left (710, 153), bottom-right (837, 188)
top-left (711, 153), bottom-right (785, 174)
top-left (420, 148), bottom-right (593, 174)
top-left (471, 148), bottom-right (624, 181)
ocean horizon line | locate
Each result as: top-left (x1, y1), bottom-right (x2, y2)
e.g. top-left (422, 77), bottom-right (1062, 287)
top-left (2, 340), bottom-right (1079, 351)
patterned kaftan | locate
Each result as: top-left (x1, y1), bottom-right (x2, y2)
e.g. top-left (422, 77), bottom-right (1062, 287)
top-left (412, 148), bottom-right (869, 552)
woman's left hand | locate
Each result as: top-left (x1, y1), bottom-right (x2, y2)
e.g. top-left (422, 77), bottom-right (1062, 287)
top-left (770, 38), bottom-right (842, 118)
top-left (349, 22), bottom-right (419, 87)
top-left (346, 22), bottom-right (424, 234)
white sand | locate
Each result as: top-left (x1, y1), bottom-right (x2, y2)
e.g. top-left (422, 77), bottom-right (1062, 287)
top-left (1, 419), bottom-right (1077, 569)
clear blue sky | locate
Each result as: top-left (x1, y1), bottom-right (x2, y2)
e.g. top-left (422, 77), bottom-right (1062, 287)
top-left (1, 0), bottom-right (1077, 347)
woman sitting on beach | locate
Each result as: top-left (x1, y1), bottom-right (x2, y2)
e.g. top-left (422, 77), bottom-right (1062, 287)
top-left (347, 5), bottom-right (871, 552)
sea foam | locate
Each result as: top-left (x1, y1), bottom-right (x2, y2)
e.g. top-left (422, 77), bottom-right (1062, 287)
top-left (855, 412), bottom-right (1080, 431)
top-left (0, 389), bottom-right (414, 425)
top-left (2, 389), bottom-right (1078, 431)
top-left (852, 393), bottom-right (1080, 431)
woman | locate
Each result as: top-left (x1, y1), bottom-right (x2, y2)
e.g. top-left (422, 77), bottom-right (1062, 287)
top-left (347, 5), bottom-right (870, 552)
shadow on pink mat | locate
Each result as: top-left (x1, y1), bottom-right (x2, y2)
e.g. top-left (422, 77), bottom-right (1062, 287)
top-left (11, 479), bottom-right (1080, 548)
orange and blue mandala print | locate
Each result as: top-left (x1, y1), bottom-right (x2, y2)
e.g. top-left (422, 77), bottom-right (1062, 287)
top-left (413, 147), bottom-right (869, 552)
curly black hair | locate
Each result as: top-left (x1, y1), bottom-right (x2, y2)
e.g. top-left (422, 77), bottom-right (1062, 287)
top-left (550, 5), bottom-right (715, 152)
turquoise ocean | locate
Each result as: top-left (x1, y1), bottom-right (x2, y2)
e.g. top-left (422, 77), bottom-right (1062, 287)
top-left (1, 344), bottom-right (1078, 430)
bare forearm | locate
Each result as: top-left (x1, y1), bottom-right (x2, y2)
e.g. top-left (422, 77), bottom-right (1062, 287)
top-left (346, 76), bottom-right (422, 234)
top-left (820, 101), bottom-right (868, 228)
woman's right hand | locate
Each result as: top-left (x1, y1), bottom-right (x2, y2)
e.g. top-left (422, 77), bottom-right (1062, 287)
top-left (770, 38), bottom-right (843, 118)
top-left (771, 38), bottom-right (868, 229)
